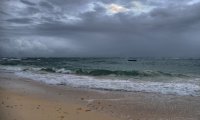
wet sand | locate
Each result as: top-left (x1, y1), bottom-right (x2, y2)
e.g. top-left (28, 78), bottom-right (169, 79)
top-left (1, 71), bottom-right (200, 120)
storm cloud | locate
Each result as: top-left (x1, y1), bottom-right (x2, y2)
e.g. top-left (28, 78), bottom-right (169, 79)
top-left (0, 0), bottom-right (200, 57)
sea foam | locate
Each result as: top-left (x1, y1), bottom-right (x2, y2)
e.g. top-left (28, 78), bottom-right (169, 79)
top-left (1, 65), bottom-right (200, 96)
top-left (15, 71), bottom-right (200, 96)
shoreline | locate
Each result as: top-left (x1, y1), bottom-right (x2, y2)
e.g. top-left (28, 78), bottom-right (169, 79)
top-left (1, 71), bottom-right (200, 120)
top-left (0, 71), bottom-right (119, 120)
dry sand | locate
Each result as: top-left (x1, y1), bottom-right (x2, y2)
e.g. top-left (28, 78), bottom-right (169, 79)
top-left (0, 72), bottom-right (119, 120)
top-left (0, 90), bottom-right (117, 120)
top-left (1, 71), bottom-right (200, 120)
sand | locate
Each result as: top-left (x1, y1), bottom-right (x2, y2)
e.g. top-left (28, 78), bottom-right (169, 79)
top-left (0, 72), bottom-right (119, 120)
top-left (1, 71), bottom-right (200, 120)
top-left (0, 90), bottom-right (118, 120)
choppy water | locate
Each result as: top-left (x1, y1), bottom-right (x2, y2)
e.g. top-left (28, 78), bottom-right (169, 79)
top-left (0, 57), bottom-right (200, 96)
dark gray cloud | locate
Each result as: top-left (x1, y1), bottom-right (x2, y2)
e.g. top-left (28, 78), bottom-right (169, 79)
top-left (20, 0), bottom-right (36, 6)
top-left (0, 0), bottom-right (200, 57)
top-left (6, 18), bottom-right (33, 24)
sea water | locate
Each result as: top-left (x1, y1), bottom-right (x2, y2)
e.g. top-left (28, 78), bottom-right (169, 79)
top-left (0, 57), bottom-right (200, 96)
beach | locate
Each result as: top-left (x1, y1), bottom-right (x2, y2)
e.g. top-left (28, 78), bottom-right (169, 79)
top-left (0, 71), bottom-right (119, 120)
top-left (1, 71), bottom-right (200, 120)
top-left (1, 0), bottom-right (200, 119)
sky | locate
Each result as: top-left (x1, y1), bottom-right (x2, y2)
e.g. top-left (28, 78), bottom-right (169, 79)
top-left (0, 0), bottom-right (200, 57)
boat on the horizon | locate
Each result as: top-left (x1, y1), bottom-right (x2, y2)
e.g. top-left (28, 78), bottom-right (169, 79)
top-left (128, 59), bottom-right (137, 61)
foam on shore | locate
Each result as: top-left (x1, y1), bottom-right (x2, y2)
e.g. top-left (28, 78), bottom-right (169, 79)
top-left (15, 71), bottom-right (200, 96)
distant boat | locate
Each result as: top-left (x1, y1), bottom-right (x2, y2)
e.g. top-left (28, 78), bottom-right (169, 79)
top-left (128, 59), bottom-right (137, 61)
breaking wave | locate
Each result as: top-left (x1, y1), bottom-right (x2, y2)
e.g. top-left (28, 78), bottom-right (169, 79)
top-left (14, 71), bottom-right (200, 96)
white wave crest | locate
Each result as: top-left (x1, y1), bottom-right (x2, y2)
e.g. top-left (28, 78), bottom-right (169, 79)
top-left (15, 71), bottom-right (200, 96)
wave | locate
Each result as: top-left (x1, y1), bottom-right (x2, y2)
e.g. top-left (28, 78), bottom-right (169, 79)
top-left (74, 69), bottom-right (188, 77)
top-left (55, 68), bottom-right (73, 74)
top-left (0, 65), bottom-right (24, 71)
top-left (1, 65), bottom-right (200, 96)
top-left (35, 67), bottom-right (188, 77)
top-left (14, 71), bottom-right (200, 96)
top-left (0, 65), bottom-right (188, 78)
top-left (40, 68), bottom-right (56, 73)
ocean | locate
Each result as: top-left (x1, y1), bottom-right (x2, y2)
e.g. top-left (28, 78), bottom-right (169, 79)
top-left (0, 57), bottom-right (200, 96)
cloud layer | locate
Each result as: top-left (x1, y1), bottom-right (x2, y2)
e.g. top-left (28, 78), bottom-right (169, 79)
top-left (1, 0), bottom-right (200, 57)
